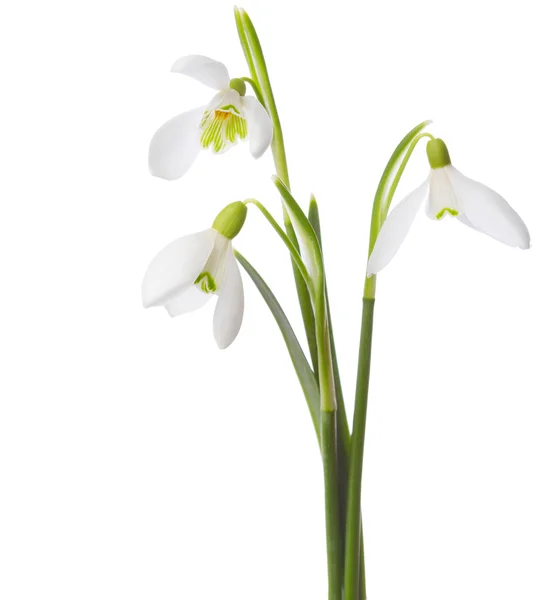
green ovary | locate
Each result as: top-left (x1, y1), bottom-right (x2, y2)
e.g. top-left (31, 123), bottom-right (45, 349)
top-left (195, 272), bottom-right (216, 293)
top-left (200, 109), bottom-right (248, 153)
top-left (436, 208), bottom-right (459, 220)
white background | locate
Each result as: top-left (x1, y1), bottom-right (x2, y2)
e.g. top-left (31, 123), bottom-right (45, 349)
top-left (1, 0), bottom-right (544, 598)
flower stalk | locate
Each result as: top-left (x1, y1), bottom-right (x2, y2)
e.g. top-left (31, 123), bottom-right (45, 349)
top-left (345, 122), bottom-right (434, 600)
top-left (234, 7), bottom-right (319, 374)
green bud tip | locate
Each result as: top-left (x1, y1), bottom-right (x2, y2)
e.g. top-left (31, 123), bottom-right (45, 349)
top-left (229, 78), bottom-right (246, 96)
top-left (212, 201), bottom-right (248, 240)
top-left (426, 138), bottom-right (451, 169)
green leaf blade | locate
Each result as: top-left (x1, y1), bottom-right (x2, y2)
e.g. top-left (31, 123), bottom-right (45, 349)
top-left (235, 251), bottom-right (321, 441)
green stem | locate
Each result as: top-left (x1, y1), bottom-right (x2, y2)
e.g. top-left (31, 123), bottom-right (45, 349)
top-left (322, 409), bottom-right (343, 600)
top-left (356, 122), bottom-right (432, 595)
top-left (368, 125), bottom-right (432, 258)
top-left (380, 132), bottom-right (434, 221)
top-left (315, 281), bottom-right (342, 600)
top-left (235, 8), bottom-right (318, 373)
top-left (244, 199), bottom-right (311, 287)
top-left (240, 76), bottom-right (265, 106)
top-left (344, 299), bottom-right (375, 600)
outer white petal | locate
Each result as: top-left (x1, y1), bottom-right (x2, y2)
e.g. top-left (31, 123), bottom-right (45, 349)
top-left (149, 106), bottom-right (204, 180)
top-left (165, 286), bottom-right (212, 317)
top-left (241, 95), bottom-right (273, 158)
top-left (367, 179), bottom-right (429, 276)
top-left (447, 166), bottom-right (530, 249)
top-left (142, 229), bottom-right (217, 308)
top-left (213, 247), bottom-right (244, 349)
top-left (170, 55), bottom-right (230, 90)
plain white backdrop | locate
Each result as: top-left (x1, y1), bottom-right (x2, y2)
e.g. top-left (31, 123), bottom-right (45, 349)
top-left (1, 0), bottom-right (544, 598)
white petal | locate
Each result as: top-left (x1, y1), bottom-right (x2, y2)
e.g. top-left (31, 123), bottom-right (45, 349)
top-left (367, 179), bottom-right (429, 276)
top-left (241, 95), bottom-right (273, 158)
top-left (149, 106), bottom-right (204, 180)
top-left (447, 166), bottom-right (530, 249)
top-left (142, 229), bottom-right (217, 308)
top-left (213, 247), bottom-right (244, 349)
top-left (170, 55), bottom-right (230, 90)
top-left (165, 286), bottom-right (212, 317)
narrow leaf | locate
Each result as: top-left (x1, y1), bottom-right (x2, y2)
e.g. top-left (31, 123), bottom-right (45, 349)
top-left (235, 251), bottom-right (321, 440)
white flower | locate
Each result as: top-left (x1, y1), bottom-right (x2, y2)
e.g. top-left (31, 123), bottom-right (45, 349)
top-left (149, 55), bottom-right (273, 180)
top-left (367, 139), bottom-right (530, 276)
top-left (142, 225), bottom-right (245, 350)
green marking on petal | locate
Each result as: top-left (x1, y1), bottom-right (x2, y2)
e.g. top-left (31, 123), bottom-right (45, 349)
top-left (195, 272), bottom-right (217, 293)
top-left (200, 109), bottom-right (248, 153)
top-left (436, 208), bottom-right (459, 220)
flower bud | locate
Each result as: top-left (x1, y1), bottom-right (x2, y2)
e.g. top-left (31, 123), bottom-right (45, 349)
top-left (212, 201), bottom-right (248, 240)
top-left (426, 138), bottom-right (451, 169)
top-left (229, 78), bottom-right (247, 96)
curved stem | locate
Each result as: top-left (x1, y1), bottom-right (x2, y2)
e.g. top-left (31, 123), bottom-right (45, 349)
top-left (244, 199), bottom-right (312, 287)
top-left (364, 123), bottom-right (433, 300)
top-left (240, 76), bottom-right (265, 107)
top-left (381, 132), bottom-right (434, 221)
top-left (368, 125), bottom-right (432, 258)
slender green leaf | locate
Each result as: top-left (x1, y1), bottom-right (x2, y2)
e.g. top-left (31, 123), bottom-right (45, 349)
top-left (235, 251), bottom-right (320, 440)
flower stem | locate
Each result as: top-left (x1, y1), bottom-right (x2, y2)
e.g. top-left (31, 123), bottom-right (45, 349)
top-left (235, 8), bottom-right (318, 374)
top-left (344, 297), bottom-right (375, 600)
top-left (244, 199), bottom-right (311, 286)
top-left (240, 76), bottom-right (265, 106)
top-left (354, 122), bottom-right (432, 596)
top-left (380, 132), bottom-right (434, 221)
top-left (316, 286), bottom-right (342, 600)
top-left (322, 409), bottom-right (343, 600)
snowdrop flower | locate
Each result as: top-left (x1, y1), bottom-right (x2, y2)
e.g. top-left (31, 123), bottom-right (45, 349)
top-left (149, 55), bottom-right (273, 180)
top-left (367, 138), bottom-right (530, 276)
top-left (142, 202), bottom-right (247, 349)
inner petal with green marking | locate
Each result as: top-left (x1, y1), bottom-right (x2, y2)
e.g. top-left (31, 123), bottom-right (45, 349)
top-left (200, 106), bottom-right (248, 154)
top-left (427, 167), bottom-right (462, 222)
top-left (193, 233), bottom-right (229, 296)
top-left (194, 271), bottom-right (216, 294)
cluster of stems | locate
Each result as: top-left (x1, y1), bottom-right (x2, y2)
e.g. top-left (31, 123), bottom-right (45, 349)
top-left (234, 9), bottom-right (431, 599)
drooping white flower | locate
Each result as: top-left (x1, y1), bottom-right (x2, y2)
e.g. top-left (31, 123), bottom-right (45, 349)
top-left (142, 202), bottom-right (247, 349)
top-left (367, 138), bottom-right (530, 276)
top-left (149, 55), bottom-right (273, 180)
